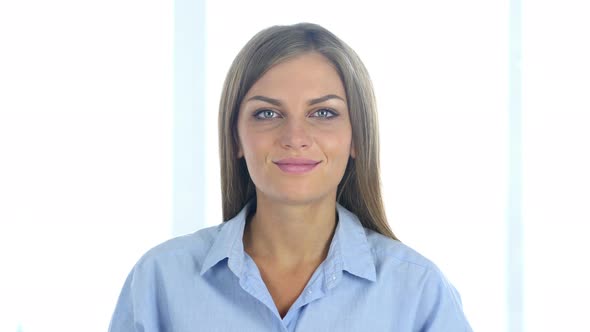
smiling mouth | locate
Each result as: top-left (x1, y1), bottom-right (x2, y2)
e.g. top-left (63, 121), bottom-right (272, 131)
top-left (273, 161), bottom-right (321, 174)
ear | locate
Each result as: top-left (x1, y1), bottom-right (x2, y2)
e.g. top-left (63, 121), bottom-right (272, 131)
top-left (350, 141), bottom-right (356, 159)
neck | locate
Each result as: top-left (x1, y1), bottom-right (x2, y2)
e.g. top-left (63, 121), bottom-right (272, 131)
top-left (243, 193), bottom-right (338, 270)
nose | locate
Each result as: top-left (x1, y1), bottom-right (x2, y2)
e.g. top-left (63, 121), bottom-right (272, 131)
top-left (279, 118), bottom-right (312, 150)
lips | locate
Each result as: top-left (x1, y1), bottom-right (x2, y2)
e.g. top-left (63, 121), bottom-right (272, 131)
top-left (273, 158), bottom-right (321, 174)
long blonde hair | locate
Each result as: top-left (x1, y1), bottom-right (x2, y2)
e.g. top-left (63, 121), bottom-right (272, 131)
top-left (218, 23), bottom-right (398, 240)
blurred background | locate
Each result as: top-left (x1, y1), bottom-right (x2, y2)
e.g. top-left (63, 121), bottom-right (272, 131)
top-left (0, 0), bottom-right (588, 331)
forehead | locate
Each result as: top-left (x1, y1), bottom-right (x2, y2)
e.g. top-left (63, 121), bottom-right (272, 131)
top-left (245, 52), bottom-right (346, 99)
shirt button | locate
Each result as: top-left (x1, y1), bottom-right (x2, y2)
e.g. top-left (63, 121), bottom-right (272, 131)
top-left (332, 275), bottom-right (336, 280)
top-left (307, 289), bottom-right (313, 294)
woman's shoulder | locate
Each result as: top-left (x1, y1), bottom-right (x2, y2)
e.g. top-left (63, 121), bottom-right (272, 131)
top-left (363, 228), bottom-right (439, 273)
top-left (133, 223), bottom-right (224, 269)
top-left (363, 228), bottom-right (467, 312)
top-left (363, 228), bottom-right (471, 329)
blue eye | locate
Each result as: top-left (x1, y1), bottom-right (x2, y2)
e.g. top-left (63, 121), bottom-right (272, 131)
top-left (253, 108), bottom-right (338, 120)
top-left (254, 109), bottom-right (280, 119)
top-left (311, 108), bottom-right (338, 118)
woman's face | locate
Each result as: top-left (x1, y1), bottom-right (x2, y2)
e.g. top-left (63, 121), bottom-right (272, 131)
top-left (237, 52), bottom-right (355, 205)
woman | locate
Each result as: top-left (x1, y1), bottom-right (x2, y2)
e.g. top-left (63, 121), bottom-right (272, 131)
top-left (109, 23), bottom-right (472, 331)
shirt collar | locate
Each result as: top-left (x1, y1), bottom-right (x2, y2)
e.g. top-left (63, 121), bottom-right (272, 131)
top-left (200, 201), bottom-right (377, 283)
top-left (199, 201), bottom-right (252, 277)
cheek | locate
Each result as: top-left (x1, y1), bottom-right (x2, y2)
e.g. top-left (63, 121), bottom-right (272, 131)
top-left (240, 131), bottom-right (271, 161)
top-left (320, 129), bottom-right (352, 158)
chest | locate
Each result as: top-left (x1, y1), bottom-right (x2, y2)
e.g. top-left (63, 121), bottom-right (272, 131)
top-left (163, 269), bottom-right (410, 332)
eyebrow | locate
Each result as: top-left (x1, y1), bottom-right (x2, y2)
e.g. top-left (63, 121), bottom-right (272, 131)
top-left (246, 94), bottom-right (345, 107)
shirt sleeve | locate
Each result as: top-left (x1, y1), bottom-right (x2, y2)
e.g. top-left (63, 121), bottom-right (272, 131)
top-left (108, 270), bottom-right (136, 332)
top-left (414, 267), bottom-right (473, 332)
top-left (108, 259), bottom-right (163, 332)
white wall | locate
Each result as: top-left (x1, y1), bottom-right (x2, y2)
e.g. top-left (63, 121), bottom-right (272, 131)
top-left (0, 1), bottom-right (173, 330)
top-left (522, 1), bottom-right (590, 330)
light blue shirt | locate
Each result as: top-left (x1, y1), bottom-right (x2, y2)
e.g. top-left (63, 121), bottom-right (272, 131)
top-left (109, 202), bottom-right (472, 331)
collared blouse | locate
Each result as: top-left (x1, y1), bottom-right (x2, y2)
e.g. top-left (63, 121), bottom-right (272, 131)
top-left (109, 202), bottom-right (472, 331)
